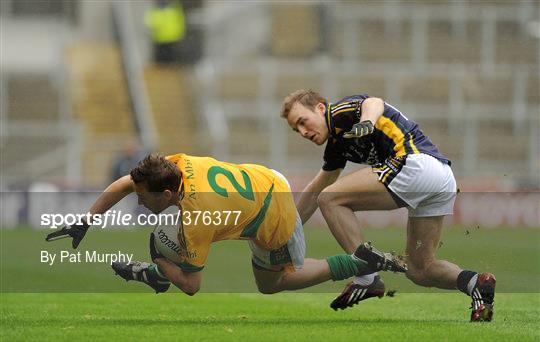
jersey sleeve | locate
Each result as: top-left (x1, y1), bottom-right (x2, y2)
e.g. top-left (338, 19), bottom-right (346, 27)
top-left (322, 139), bottom-right (347, 171)
top-left (177, 219), bottom-right (214, 273)
top-left (339, 93), bottom-right (370, 105)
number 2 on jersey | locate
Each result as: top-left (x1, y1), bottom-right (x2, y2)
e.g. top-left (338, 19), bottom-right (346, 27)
top-left (207, 166), bottom-right (255, 201)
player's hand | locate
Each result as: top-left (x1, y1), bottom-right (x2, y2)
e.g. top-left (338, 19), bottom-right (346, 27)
top-left (45, 221), bottom-right (89, 249)
top-left (343, 120), bottom-right (374, 139)
top-left (149, 233), bottom-right (165, 262)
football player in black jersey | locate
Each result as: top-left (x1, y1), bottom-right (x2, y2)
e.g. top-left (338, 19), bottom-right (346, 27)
top-left (280, 89), bottom-right (495, 322)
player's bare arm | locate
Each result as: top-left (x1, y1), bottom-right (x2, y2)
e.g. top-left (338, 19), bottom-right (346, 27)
top-left (88, 175), bottom-right (135, 220)
top-left (297, 168), bottom-right (341, 224)
top-left (153, 258), bottom-right (202, 296)
top-left (45, 175), bottom-right (135, 247)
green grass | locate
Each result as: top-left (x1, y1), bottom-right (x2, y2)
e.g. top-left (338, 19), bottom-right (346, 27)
top-left (1, 226), bottom-right (539, 340)
top-left (2, 293), bottom-right (539, 341)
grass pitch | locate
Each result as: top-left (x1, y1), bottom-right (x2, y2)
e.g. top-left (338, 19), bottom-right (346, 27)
top-left (2, 293), bottom-right (539, 341)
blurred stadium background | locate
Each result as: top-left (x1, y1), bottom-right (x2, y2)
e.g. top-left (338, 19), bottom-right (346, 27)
top-left (0, 0), bottom-right (539, 227)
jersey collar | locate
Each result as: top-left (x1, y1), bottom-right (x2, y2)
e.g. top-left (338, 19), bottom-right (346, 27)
top-left (324, 102), bottom-right (336, 137)
top-left (177, 178), bottom-right (185, 202)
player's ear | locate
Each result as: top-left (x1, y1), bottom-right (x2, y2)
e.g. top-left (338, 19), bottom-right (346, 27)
top-left (163, 189), bottom-right (173, 200)
top-left (316, 102), bottom-right (326, 115)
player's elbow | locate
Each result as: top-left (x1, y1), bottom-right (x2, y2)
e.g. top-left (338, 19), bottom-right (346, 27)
top-left (257, 285), bottom-right (280, 295)
top-left (170, 275), bottom-right (201, 296)
top-left (182, 283), bottom-right (200, 296)
top-left (184, 289), bottom-right (199, 296)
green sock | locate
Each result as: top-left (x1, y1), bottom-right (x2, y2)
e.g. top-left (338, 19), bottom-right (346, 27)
top-left (148, 264), bottom-right (170, 283)
top-left (326, 254), bottom-right (369, 281)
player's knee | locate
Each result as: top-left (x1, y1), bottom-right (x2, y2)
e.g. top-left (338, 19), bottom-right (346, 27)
top-left (405, 263), bottom-right (431, 287)
top-left (317, 190), bottom-right (336, 210)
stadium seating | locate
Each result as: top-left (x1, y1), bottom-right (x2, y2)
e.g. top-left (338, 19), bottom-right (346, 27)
top-left (143, 66), bottom-right (199, 155)
top-left (2, 73), bottom-right (74, 186)
top-left (194, 2), bottom-right (538, 185)
top-left (8, 2), bottom-right (534, 188)
top-left (66, 43), bottom-right (137, 187)
top-left (427, 21), bottom-right (482, 64)
top-left (270, 4), bottom-right (321, 58)
top-left (6, 76), bottom-right (60, 121)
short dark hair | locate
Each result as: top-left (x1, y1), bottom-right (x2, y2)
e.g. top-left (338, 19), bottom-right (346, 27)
top-left (130, 153), bottom-right (181, 192)
top-left (281, 89), bottom-right (326, 119)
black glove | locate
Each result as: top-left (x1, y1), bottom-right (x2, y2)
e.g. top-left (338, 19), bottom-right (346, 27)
top-left (45, 220), bottom-right (89, 249)
top-left (343, 120), bottom-right (374, 139)
top-left (149, 233), bottom-right (165, 262)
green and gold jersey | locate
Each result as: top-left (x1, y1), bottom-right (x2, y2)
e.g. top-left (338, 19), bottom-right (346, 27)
top-left (166, 154), bottom-right (297, 272)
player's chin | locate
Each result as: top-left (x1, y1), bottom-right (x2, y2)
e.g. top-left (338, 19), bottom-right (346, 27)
top-left (313, 137), bottom-right (326, 145)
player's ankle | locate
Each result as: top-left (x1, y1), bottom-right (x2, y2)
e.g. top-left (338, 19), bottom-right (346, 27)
top-left (457, 270), bottom-right (478, 295)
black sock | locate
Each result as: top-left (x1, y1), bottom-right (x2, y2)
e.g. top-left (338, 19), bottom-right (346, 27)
top-left (457, 270), bottom-right (477, 295)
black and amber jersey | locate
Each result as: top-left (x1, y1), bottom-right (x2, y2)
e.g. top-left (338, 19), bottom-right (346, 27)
top-left (322, 94), bottom-right (450, 171)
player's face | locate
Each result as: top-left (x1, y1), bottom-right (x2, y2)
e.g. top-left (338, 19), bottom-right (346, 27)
top-left (287, 102), bottom-right (329, 145)
top-left (134, 182), bottom-right (172, 214)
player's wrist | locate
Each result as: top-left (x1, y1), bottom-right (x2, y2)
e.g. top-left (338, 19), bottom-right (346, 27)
top-left (77, 218), bottom-right (90, 230)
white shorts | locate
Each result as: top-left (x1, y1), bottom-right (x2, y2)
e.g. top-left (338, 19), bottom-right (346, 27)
top-left (373, 154), bottom-right (457, 217)
top-left (271, 169), bottom-right (291, 188)
top-left (249, 213), bottom-right (305, 272)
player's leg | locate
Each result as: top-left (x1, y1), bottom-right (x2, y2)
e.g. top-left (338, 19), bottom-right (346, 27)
top-left (405, 215), bottom-right (496, 321)
top-left (317, 166), bottom-right (400, 253)
top-left (251, 219), bottom-right (406, 295)
top-left (251, 218), bottom-right (351, 294)
top-left (405, 216), bottom-right (461, 289)
top-left (399, 154), bottom-right (496, 321)
top-left (252, 254), bottom-right (395, 294)
top-left (252, 258), bottom-right (331, 294)
top-left (329, 240), bottom-right (410, 310)
top-left (317, 166), bottom-right (401, 309)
